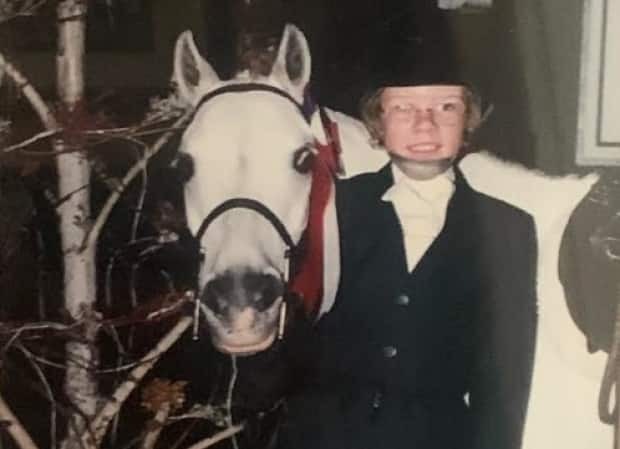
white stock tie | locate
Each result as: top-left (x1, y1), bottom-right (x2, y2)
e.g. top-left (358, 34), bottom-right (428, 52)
top-left (382, 167), bottom-right (455, 271)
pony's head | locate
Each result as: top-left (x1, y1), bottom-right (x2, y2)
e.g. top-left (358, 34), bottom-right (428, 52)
top-left (173, 25), bottom-right (328, 355)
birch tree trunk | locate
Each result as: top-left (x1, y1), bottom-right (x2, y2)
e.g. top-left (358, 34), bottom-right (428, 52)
top-left (55, 2), bottom-right (99, 448)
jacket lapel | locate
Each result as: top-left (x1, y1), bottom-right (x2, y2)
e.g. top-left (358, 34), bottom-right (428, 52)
top-left (338, 164), bottom-right (409, 279)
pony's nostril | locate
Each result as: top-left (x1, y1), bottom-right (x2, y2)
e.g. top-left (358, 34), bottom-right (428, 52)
top-left (203, 274), bottom-right (234, 314)
top-left (203, 271), bottom-right (283, 314)
top-left (244, 272), bottom-right (283, 311)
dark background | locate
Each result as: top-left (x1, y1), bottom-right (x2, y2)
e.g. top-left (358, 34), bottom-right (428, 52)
top-left (0, 0), bottom-right (544, 168)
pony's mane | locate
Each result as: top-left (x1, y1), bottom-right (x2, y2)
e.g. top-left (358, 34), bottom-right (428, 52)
top-left (236, 32), bottom-right (280, 78)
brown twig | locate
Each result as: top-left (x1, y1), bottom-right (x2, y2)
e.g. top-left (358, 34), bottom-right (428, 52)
top-left (1, 129), bottom-right (61, 153)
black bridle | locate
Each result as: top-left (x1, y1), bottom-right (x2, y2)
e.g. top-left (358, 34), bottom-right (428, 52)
top-left (191, 83), bottom-right (320, 325)
top-left (194, 197), bottom-right (299, 290)
top-left (194, 83), bottom-right (313, 123)
top-left (195, 197), bottom-right (296, 250)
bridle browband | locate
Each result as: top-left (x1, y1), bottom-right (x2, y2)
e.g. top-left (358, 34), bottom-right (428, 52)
top-left (194, 82), bottom-right (314, 123)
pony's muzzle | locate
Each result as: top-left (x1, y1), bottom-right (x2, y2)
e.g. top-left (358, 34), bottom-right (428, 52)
top-left (200, 269), bottom-right (285, 354)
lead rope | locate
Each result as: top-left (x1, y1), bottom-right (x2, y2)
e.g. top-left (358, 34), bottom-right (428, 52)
top-left (191, 290), bottom-right (200, 340)
top-left (188, 290), bottom-right (241, 448)
top-left (598, 283), bottom-right (620, 449)
top-left (226, 354), bottom-right (240, 449)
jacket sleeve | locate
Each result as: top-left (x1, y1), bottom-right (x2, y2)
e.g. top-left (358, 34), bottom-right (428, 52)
top-left (469, 212), bottom-right (538, 449)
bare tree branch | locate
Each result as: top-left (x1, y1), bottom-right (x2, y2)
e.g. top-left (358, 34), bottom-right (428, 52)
top-left (130, 145), bottom-right (149, 241)
top-left (0, 292), bottom-right (190, 346)
top-left (87, 316), bottom-right (193, 448)
top-left (0, 322), bottom-right (74, 340)
top-left (0, 52), bottom-right (58, 131)
top-left (183, 424), bottom-right (245, 449)
top-left (140, 404), bottom-right (170, 449)
top-left (15, 342), bottom-right (59, 449)
top-left (0, 392), bottom-right (40, 449)
top-left (1, 129), bottom-right (61, 154)
top-left (140, 378), bottom-right (187, 449)
top-left (0, 0), bottom-right (49, 24)
top-left (84, 110), bottom-right (191, 250)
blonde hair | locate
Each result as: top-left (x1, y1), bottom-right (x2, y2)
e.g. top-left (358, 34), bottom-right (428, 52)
top-left (360, 86), bottom-right (483, 146)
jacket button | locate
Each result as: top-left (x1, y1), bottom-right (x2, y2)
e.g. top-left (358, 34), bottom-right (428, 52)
top-left (371, 391), bottom-right (383, 409)
top-left (395, 294), bottom-right (410, 306)
top-left (382, 345), bottom-right (398, 358)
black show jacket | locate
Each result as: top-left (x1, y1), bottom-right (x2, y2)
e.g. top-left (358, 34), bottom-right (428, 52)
top-left (280, 164), bottom-right (537, 449)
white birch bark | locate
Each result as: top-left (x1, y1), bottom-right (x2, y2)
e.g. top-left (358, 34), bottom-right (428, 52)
top-left (55, 2), bottom-right (99, 448)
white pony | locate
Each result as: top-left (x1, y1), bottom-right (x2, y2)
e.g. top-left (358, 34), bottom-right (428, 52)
top-left (173, 24), bottom-right (356, 355)
top-left (460, 154), bottom-right (611, 449)
top-left (173, 23), bottom-right (612, 448)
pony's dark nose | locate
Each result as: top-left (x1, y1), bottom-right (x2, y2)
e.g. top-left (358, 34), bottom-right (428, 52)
top-left (203, 274), bottom-right (233, 316)
top-left (243, 272), bottom-right (283, 311)
top-left (203, 271), bottom-right (283, 314)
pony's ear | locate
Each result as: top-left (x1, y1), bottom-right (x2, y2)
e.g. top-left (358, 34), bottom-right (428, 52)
top-left (270, 24), bottom-right (311, 102)
top-left (173, 30), bottom-right (220, 106)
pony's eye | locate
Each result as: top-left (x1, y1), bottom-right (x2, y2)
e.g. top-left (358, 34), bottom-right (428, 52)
top-left (171, 152), bottom-right (195, 184)
top-left (292, 145), bottom-right (316, 174)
